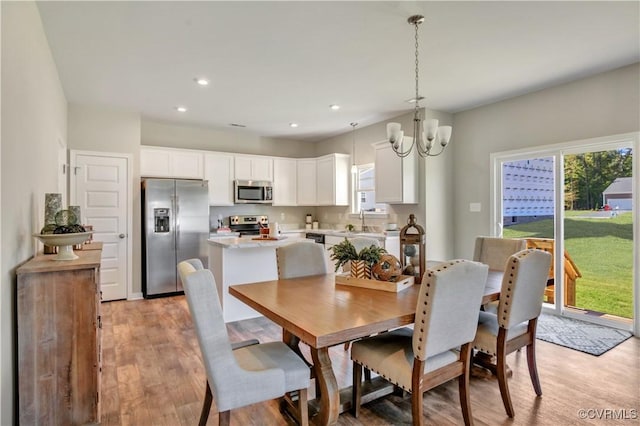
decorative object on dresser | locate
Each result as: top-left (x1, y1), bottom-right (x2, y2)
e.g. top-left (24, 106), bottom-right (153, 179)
top-left (17, 245), bottom-right (103, 425)
top-left (36, 194), bottom-right (91, 260)
top-left (399, 214), bottom-right (426, 282)
top-left (386, 15), bottom-right (452, 159)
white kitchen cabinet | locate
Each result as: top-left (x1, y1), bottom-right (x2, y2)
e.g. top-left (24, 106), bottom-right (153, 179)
top-left (316, 153), bottom-right (350, 206)
top-left (140, 146), bottom-right (204, 179)
top-left (384, 235), bottom-right (400, 259)
top-left (204, 153), bottom-right (234, 206)
top-left (234, 155), bottom-right (273, 181)
top-left (296, 158), bottom-right (317, 206)
top-left (372, 139), bottom-right (418, 204)
top-left (272, 158), bottom-right (297, 206)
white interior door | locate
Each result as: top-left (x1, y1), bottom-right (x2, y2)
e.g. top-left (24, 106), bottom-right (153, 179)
top-left (71, 151), bottom-right (130, 301)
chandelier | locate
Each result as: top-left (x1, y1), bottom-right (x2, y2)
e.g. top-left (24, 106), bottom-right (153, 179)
top-left (387, 15), bottom-right (452, 158)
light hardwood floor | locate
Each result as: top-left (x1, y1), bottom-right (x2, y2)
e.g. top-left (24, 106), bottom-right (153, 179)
top-left (101, 296), bottom-right (639, 425)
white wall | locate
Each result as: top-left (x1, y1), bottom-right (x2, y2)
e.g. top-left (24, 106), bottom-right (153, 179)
top-left (67, 104), bottom-right (142, 294)
top-left (452, 63), bottom-right (640, 259)
top-left (1, 2), bottom-right (68, 423)
top-left (142, 119), bottom-right (315, 158)
top-left (314, 108), bottom-right (455, 261)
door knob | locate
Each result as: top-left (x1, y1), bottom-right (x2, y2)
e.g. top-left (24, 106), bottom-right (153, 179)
top-left (119, 234), bottom-right (126, 239)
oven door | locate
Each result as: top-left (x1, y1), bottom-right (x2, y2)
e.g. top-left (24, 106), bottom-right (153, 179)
top-left (234, 180), bottom-right (272, 204)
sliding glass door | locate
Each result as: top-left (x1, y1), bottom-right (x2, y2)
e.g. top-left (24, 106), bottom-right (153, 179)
top-left (562, 147), bottom-right (634, 325)
top-left (491, 133), bottom-right (638, 333)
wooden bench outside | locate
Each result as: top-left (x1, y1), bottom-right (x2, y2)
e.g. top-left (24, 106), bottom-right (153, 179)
top-left (524, 238), bottom-right (581, 306)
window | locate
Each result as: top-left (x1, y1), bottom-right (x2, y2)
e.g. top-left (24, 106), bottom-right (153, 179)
top-left (351, 163), bottom-right (388, 214)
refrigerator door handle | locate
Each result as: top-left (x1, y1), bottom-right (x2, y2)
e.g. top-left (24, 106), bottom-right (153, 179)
top-left (175, 195), bottom-right (180, 250)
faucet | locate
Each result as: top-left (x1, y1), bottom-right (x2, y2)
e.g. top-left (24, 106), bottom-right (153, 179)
top-left (360, 209), bottom-right (365, 232)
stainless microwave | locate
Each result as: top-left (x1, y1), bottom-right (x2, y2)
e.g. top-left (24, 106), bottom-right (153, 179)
top-left (234, 180), bottom-right (273, 204)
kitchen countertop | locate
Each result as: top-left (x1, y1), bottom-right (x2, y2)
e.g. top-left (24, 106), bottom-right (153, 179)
top-left (281, 229), bottom-right (399, 239)
top-left (207, 236), bottom-right (309, 249)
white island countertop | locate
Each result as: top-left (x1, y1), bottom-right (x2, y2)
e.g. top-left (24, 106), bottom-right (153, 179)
top-left (207, 236), bottom-right (310, 249)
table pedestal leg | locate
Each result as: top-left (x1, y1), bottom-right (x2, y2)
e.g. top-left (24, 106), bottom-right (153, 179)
top-left (310, 347), bottom-right (339, 426)
top-left (473, 351), bottom-right (512, 378)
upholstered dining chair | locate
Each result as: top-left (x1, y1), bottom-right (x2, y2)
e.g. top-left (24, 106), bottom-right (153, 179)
top-left (473, 236), bottom-right (527, 271)
top-left (472, 249), bottom-right (552, 418)
top-left (276, 241), bottom-right (328, 279)
top-left (351, 260), bottom-right (489, 426)
top-left (178, 260), bottom-right (310, 426)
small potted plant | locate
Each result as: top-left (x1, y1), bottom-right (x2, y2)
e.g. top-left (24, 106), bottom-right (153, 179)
top-left (329, 238), bottom-right (386, 279)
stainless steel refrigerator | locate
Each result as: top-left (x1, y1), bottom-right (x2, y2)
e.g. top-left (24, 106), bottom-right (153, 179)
top-left (142, 179), bottom-right (209, 297)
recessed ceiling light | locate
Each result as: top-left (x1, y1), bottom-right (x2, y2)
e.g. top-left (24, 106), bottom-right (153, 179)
top-left (194, 77), bottom-right (210, 86)
top-left (330, 104), bottom-right (340, 110)
top-left (175, 106), bottom-right (187, 112)
top-left (406, 96), bottom-right (425, 103)
top-left (289, 123), bottom-right (299, 128)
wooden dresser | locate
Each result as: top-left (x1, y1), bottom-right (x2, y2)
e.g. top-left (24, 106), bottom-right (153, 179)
top-left (17, 244), bottom-right (102, 425)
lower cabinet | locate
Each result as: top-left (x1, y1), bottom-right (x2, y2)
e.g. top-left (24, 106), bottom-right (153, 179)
top-left (17, 248), bottom-right (102, 425)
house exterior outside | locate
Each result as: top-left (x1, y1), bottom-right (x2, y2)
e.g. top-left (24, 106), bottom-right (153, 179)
top-left (602, 177), bottom-right (633, 210)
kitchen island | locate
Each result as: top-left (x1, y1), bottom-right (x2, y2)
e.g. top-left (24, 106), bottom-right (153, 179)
top-left (207, 236), bottom-right (315, 322)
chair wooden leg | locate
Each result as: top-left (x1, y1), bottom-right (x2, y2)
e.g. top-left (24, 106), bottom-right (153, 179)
top-left (218, 410), bottom-right (230, 426)
top-left (411, 359), bottom-right (425, 426)
top-left (527, 341), bottom-right (542, 396)
top-left (351, 361), bottom-right (362, 417)
top-left (297, 388), bottom-right (309, 426)
top-left (458, 344), bottom-right (474, 426)
top-left (199, 381), bottom-right (213, 426)
top-left (496, 333), bottom-right (515, 417)
top-left (410, 389), bottom-right (424, 426)
top-left (364, 367), bottom-right (372, 381)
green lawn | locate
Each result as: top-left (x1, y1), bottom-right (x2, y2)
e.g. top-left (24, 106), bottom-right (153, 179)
top-left (503, 211), bottom-right (633, 319)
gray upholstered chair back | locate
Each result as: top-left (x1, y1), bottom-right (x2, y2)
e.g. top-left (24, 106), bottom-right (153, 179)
top-left (178, 261), bottom-right (284, 412)
top-left (497, 249), bottom-right (552, 329)
top-left (473, 236), bottom-right (527, 271)
top-left (349, 237), bottom-right (381, 252)
top-left (276, 242), bottom-right (327, 279)
top-left (413, 260), bottom-right (489, 361)
top-left (183, 258), bottom-right (204, 270)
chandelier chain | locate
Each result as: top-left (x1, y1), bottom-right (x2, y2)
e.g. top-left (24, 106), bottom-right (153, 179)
top-left (414, 19), bottom-right (420, 116)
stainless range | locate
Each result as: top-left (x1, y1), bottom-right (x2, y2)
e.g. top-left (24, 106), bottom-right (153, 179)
top-left (229, 215), bottom-right (269, 236)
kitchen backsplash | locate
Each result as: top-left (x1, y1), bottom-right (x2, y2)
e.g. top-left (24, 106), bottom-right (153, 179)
top-left (210, 205), bottom-right (413, 232)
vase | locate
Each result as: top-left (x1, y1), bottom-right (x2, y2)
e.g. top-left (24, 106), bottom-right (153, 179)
top-left (350, 260), bottom-right (371, 279)
top-left (43, 193), bottom-right (62, 254)
top-left (44, 193), bottom-right (62, 225)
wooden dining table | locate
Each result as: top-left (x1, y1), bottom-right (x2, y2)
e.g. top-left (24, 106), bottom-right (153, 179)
top-left (229, 270), bottom-right (503, 426)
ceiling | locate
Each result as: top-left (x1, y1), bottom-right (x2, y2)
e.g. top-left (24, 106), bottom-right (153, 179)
top-left (37, 1), bottom-right (640, 142)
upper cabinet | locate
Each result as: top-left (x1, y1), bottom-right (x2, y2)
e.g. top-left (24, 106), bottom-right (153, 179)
top-left (140, 146), bottom-right (350, 207)
top-left (140, 146), bottom-right (204, 179)
top-left (234, 155), bottom-right (273, 181)
top-left (372, 139), bottom-right (418, 204)
top-left (296, 158), bottom-right (317, 206)
top-left (316, 153), bottom-right (350, 206)
top-left (204, 153), bottom-right (234, 206)
top-left (273, 158), bottom-right (297, 206)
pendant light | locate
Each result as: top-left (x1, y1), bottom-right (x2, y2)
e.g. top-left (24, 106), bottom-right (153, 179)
top-left (387, 15), bottom-right (452, 158)
top-left (350, 122), bottom-right (358, 174)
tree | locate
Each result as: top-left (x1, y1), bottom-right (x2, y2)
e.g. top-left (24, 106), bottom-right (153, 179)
top-left (564, 148), bottom-right (632, 210)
